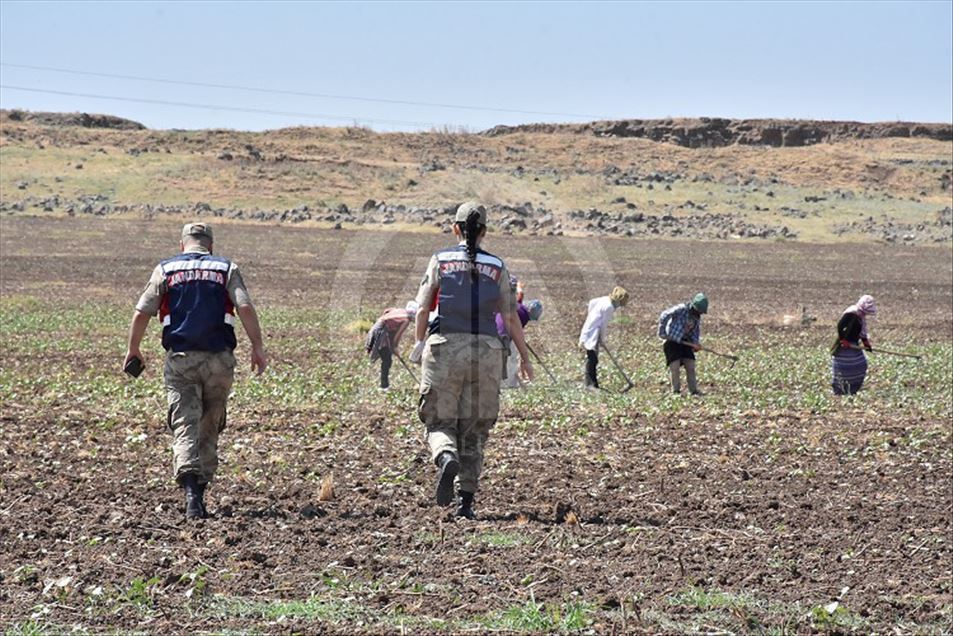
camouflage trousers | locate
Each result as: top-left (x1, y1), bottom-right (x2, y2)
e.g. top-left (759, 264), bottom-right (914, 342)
top-left (164, 350), bottom-right (235, 484)
top-left (418, 333), bottom-right (504, 493)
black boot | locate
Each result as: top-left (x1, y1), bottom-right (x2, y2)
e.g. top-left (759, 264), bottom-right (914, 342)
top-left (456, 490), bottom-right (476, 520)
top-left (181, 473), bottom-right (206, 520)
top-left (435, 451), bottom-right (459, 507)
top-left (196, 480), bottom-right (209, 518)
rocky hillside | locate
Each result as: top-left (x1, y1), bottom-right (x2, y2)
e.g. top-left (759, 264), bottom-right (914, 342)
top-left (485, 118), bottom-right (953, 148)
top-left (1, 110), bottom-right (950, 244)
top-left (4, 109), bottom-right (145, 130)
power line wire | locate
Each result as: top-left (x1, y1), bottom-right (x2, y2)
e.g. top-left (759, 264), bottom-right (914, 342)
top-left (0, 84), bottom-right (444, 128)
top-left (1, 62), bottom-right (606, 120)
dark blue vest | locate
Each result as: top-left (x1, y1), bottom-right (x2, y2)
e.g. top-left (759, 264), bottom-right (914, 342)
top-left (158, 252), bottom-right (237, 352)
top-left (433, 245), bottom-right (504, 337)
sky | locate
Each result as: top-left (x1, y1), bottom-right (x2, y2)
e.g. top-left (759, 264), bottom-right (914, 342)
top-left (1, 1), bottom-right (951, 132)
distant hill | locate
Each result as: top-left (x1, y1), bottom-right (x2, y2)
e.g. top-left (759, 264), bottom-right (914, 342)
top-left (1, 109), bottom-right (950, 244)
top-left (4, 109), bottom-right (145, 130)
top-left (484, 118), bottom-right (953, 147)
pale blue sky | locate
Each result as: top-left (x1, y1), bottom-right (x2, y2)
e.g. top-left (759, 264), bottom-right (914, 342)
top-left (1, 1), bottom-right (951, 131)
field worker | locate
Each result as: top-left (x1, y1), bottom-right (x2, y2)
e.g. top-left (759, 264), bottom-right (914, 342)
top-left (123, 223), bottom-right (267, 520)
top-left (495, 276), bottom-right (543, 388)
top-left (366, 301), bottom-right (418, 390)
top-left (658, 293), bottom-right (708, 395)
top-left (578, 287), bottom-right (630, 388)
top-left (831, 294), bottom-right (877, 395)
top-left (409, 202), bottom-right (534, 519)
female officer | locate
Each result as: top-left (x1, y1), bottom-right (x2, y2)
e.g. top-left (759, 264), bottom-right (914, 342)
top-left (409, 202), bottom-right (534, 519)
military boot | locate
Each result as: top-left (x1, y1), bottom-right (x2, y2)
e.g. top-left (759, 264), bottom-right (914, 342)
top-left (456, 490), bottom-right (476, 520)
top-left (435, 451), bottom-right (459, 507)
top-left (181, 473), bottom-right (206, 520)
top-left (196, 480), bottom-right (209, 518)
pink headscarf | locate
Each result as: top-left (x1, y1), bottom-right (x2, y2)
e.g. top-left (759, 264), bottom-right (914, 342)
top-left (844, 294), bottom-right (876, 338)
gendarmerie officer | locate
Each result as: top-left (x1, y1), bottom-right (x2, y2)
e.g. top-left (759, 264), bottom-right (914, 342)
top-left (410, 202), bottom-right (533, 519)
top-left (123, 223), bottom-right (267, 519)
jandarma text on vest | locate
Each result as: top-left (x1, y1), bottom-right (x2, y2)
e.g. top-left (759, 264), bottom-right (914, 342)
top-left (438, 260), bottom-right (501, 281)
top-left (167, 269), bottom-right (226, 287)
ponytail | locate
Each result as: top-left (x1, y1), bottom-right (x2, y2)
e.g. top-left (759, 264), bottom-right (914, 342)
top-left (457, 210), bottom-right (485, 283)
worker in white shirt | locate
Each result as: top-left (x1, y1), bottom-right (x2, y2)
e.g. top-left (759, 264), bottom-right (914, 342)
top-left (578, 287), bottom-right (630, 388)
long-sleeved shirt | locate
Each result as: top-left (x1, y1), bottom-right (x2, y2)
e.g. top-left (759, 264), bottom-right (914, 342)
top-left (657, 302), bottom-right (701, 344)
top-left (839, 306), bottom-right (869, 341)
top-left (837, 311), bottom-right (870, 347)
top-left (578, 296), bottom-right (615, 350)
top-left (367, 307), bottom-right (412, 354)
top-left (495, 302), bottom-right (529, 338)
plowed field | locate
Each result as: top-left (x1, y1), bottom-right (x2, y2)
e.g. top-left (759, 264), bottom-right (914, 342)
top-left (1, 216), bottom-right (951, 634)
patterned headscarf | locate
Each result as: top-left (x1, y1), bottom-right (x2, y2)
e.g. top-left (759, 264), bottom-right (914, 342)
top-left (526, 299), bottom-right (543, 321)
top-left (856, 294), bottom-right (876, 316)
top-left (610, 286), bottom-right (630, 307)
top-left (844, 294), bottom-right (876, 339)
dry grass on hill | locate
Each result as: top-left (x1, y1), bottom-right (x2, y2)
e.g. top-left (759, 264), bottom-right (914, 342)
top-left (1, 111), bottom-right (950, 243)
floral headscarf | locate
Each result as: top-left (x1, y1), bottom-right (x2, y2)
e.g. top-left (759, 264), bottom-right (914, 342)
top-left (844, 294), bottom-right (876, 338)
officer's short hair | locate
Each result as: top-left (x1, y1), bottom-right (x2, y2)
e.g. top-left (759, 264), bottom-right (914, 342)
top-left (181, 222), bottom-right (213, 249)
top-left (183, 234), bottom-right (212, 249)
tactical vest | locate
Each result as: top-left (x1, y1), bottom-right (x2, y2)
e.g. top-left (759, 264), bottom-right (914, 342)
top-left (158, 252), bottom-right (237, 352)
top-left (433, 245), bottom-right (503, 337)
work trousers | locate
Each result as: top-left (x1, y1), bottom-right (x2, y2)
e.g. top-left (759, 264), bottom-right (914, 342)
top-left (164, 350), bottom-right (235, 484)
top-left (418, 334), bottom-right (504, 493)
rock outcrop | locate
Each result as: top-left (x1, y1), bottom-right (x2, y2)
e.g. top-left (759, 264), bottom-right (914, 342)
top-left (3, 109), bottom-right (146, 130)
top-left (483, 118), bottom-right (952, 147)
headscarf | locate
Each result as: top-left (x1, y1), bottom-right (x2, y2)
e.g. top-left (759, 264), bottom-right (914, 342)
top-left (843, 294), bottom-right (876, 339)
top-left (526, 299), bottom-right (543, 321)
top-left (405, 300), bottom-right (419, 315)
top-left (856, 294), bottom-right (876, 316)
top-left (609, 286), bottom-right (630, 307)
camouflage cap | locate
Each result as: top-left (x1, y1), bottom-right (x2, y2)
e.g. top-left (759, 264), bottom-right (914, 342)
top-left (181, 222), bottom-right (213, 241)
top-left (454, 202), bottom-right (487, 225)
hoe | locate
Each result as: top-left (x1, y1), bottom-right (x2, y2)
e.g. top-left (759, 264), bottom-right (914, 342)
top-left (394, 350), bottom-right (420, 385)
top-left (682, 340), bottom-right (739, 366)
top-left (526, 342), bottom-right (559, 384)
top-left (846, 343), bottom-right (923, 360)
top-left (601, 341), bottom-right (635, 393)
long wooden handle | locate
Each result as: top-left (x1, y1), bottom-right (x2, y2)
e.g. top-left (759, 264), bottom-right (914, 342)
top-left (871, 348), bottom-right (923, 359)
top-left (680, 340), bottom-right (738, 361)
top-left (394, 351), bottom-right (420, 383)
top-left (601, 342), bottom-right (635, 386)
top-left (842, 343), bottom-right (921, 360)
top-left (526, 343), bottom-right (558, 383)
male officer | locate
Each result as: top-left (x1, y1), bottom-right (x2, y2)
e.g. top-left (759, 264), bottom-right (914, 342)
top-left (123, 223), bottom-right (267, 519)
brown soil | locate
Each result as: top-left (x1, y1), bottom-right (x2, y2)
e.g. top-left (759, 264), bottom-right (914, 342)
top-left (0, 216), bottom-right (950, 633)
